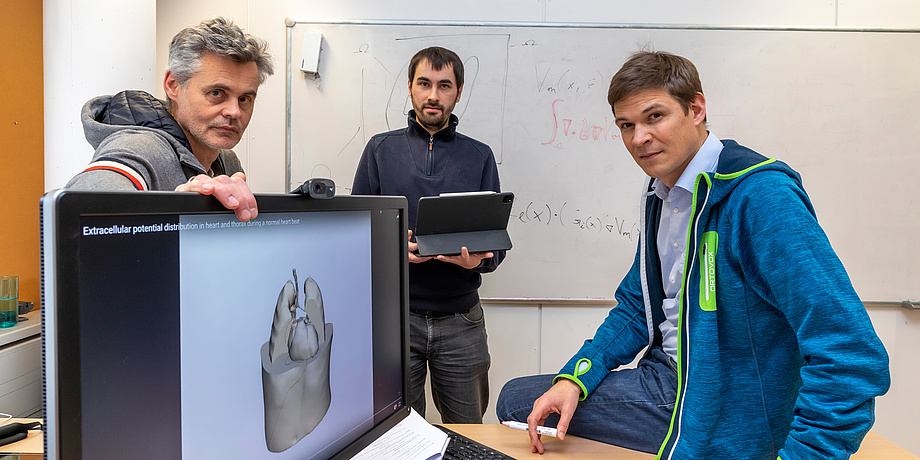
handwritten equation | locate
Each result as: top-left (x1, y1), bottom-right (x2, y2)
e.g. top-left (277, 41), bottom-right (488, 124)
top-left (512, 200), bottom-right (639, 241)
top-left (533, 65), bottom-right (600, 96)
top-left (541, 99), bottom-right (621, 150)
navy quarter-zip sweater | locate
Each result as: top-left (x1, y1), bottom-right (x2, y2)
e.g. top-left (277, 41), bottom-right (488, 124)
top-left (352, 111), bottom-right (505, 313)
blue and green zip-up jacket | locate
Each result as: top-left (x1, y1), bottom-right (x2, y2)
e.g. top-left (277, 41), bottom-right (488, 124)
top-left (556, 140), bottom-right (890, 459)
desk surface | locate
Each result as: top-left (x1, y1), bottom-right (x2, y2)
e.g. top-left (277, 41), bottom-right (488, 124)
top-left (444, 424), bottom-right (920, 459)
top-left (0, 309), bottom-right (41, 347)
top-left (0, 418), bottom-right (42, 457)
top-left (3, 419), bottom-right (914, 458)
top-left (444, 423), bottom-right (651, 458)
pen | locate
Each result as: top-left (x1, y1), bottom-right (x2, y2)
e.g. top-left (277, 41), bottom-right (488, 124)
top-left (501, 420), bottom-right (558, 437)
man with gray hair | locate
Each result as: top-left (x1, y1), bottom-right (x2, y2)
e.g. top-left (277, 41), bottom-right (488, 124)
top-left (67, 17), bottom-right (273, 221)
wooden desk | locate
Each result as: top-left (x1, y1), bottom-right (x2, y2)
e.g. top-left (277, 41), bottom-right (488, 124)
top-left (444, 424), bottom-right (920, 459)
top-left (0, 418), bottom-right (42, 459)
top-left (4, 419), bottom-right (914, 458)
top-left (853, 432), bottom-right (920, 460)
top-left (443, 424), bottom-right (653, 459)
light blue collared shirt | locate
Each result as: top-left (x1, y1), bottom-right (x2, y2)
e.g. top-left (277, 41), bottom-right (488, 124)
top-left (654, 132), bottom-right (722, 361)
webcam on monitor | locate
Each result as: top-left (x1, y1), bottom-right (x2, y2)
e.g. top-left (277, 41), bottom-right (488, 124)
top-left (291, 178), bottom-right (335, 199)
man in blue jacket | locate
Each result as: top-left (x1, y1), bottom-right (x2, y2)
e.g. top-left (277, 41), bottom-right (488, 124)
top-left (496, 51), bottom-right (889, 459)
top-left (352, 46), bottom-right (505, 423)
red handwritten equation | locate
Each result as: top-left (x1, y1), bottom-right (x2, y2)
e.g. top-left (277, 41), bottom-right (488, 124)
top-left (541, 99), bottom-right (621, 149)
top-left (512, 200), bottom-right (639, 241)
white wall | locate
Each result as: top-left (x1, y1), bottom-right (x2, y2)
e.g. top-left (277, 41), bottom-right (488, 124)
top-left (43, 0), bottom-right (156, 191)
top-left (147, 0), bottom-right (920, 194)
top-left (866, 305), bottom-right (920, 454)
top-left (45, 0), bottom-right (919, 455)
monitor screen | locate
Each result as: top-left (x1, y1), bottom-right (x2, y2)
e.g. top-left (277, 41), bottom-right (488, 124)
top-left (41, 190), bottom-right (410, 459)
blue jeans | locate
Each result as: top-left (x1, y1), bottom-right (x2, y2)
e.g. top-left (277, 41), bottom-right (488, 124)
top-left (409, 303), bottom-right (491, 423)
top-left (495, 347), bottom-right (677, 453)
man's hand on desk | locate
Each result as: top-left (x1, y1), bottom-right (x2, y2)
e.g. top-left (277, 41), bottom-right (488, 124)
top-left (526, 378), bottom-right (582, 454)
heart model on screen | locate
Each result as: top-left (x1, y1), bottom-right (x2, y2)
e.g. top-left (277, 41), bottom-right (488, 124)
top-left (260, 269), bottom-right (334, 453)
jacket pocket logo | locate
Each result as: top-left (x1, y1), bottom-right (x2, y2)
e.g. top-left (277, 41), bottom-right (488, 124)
top-left (698, 231), bottom-right (718, 311)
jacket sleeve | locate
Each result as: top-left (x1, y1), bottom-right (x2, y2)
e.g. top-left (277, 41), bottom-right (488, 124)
top-left (554, 245), bottom-right (650, 398)
top-left (66, 166), bottom-right (146, 191)
top-left (729, 172), bottom-right (890, 459)
top-left (351, 140), bottom-right (380, 195)
top-left (65, 130), bottom-right (180, 192)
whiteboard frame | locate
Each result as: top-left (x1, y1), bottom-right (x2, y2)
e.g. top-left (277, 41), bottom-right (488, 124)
top-left (283, 19), bottom-right (920, 302)
top-left (283, 18), bottom-right (920, 193)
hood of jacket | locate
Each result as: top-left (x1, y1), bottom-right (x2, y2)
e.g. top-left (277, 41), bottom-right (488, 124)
top-left (703, 139), bottom-right (803, 206)
top-left (82, 90), bottom-right (194, 155)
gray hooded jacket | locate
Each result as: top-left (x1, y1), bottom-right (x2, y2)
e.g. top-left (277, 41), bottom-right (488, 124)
top-left (66, 90), bottom-right (243, 191)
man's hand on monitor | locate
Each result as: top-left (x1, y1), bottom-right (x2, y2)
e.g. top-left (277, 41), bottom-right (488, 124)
top-left (176, 172), bottom-right (258, 222)
top-left (407, 230), bottom-right (434, 264)
top-left (436, 246), bottom-right (493, 270)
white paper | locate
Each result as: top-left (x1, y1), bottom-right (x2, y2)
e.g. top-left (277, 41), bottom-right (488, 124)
top-left (352, 409), bottom-right (449, 460)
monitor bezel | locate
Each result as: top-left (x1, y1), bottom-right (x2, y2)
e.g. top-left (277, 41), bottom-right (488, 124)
top-left (40, 189), bottom-right (411, 459)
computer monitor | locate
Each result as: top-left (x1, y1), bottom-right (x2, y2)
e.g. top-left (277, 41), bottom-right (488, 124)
top-left (40, 190), bottom-right (410, 459)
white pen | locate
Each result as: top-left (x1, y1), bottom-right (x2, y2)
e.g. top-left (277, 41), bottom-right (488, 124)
top-left (501, 420), bottom-right (558, 437)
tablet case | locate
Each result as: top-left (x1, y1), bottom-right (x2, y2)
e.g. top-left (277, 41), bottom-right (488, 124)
top-left (414, 192), bottom-right (514, 257)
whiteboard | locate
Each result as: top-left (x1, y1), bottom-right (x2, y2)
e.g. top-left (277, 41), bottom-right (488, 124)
top-left (286, 21), bottom-right (920, 301)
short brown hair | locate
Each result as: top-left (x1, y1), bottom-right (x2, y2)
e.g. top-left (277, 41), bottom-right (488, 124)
top-left (408, 46), bottom-right (464, 88)
top-left (607, 51), bottom-right (703, 116)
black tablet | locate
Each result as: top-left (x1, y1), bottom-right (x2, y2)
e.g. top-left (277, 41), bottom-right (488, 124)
top-left (413, 192), bottom-right (514, 257)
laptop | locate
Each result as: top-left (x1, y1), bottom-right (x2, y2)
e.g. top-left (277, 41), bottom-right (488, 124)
top-left (41, 190), bottom-right (411, 459)
top-left (413, 192), bottom-right (514, 257)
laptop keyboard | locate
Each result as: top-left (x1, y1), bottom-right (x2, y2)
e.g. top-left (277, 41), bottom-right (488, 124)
top-left (435, 425), bottom-right (516, 460)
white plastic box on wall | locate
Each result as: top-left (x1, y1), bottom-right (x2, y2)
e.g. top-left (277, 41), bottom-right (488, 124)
top-left (300, 31), bottom-right (323, 75)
